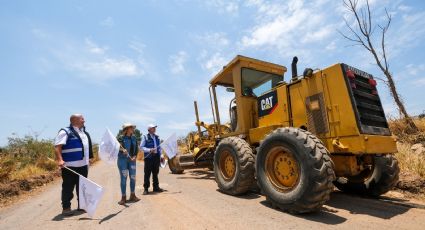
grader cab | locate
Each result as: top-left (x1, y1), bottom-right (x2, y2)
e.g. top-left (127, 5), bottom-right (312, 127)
top-left (169, 55), bottom-right (399, 213)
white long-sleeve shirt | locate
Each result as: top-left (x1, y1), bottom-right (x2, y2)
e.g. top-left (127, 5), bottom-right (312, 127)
top-left (140, 133), bottom-right (161, 155)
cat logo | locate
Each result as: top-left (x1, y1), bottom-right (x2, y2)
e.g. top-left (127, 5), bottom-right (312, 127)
top-left (258, 90), bottom-right (278, 117)
top-left (261, 96), bottom-right (274, 110)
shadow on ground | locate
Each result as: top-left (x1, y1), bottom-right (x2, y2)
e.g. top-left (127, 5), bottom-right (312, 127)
top-left (326, 191), bottom-right (412, 219)
top-left (170, 168), bottom-right (419, 225)
top-left (260, 200), bottom-right (348, 225)
top-left (258, 191), bottom-right (418, 225)
top-left (98, 205), bottom-right (128, 224)
top-left (52, 208), bottom-right (100, 221)
top-left (175, 169), bottom-right (215, 180)
top-left (52, 205), bottom-right (129, 223)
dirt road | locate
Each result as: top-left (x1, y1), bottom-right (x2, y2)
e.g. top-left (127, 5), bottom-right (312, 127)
top-left (1, 161), bottom-right (424, 230)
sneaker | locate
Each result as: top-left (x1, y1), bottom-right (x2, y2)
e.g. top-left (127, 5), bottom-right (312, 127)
top-left (143, 190), bottom-right (149, 195)
top-left (62, 208), bottom-right (73, 216)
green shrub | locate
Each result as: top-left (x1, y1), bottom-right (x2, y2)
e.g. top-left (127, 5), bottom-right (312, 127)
top-left (0, 135), bottom-right (55, 181)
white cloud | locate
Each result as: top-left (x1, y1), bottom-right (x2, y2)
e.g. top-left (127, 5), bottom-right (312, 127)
top-left (414, 78), bottom-right (425, 86)
top-left (240, 0), bottom-right (337, 57)
top-left (100, 16), bottom-right (115, 27)
top-left (195, 32), bottom-right (229, 48)
top-left (166, 121), bottom-right (195, 130)
top-left (389, 11), bottom-right (425, 55)
top-left (31, 28), bottom-right (49, 39)
top-left (169, 51), bottom-right (188, 74)
top-left (127, 94), bottom-right (180, 115)
top-left (66, 38), bottom-right (143, 80)
top-left (203, 52), bottom-right (227, 74)
top-left (129, 40), bottom-right (146, 54)
top-left (204, 0), bottom-right (240, 14)
top-left (85, 38), bottom-right (108, 54)
top-left (398, 4), bottom-right (412, 12)
top-left (301, 25), bottom-right (334, 43)
top-left (325, 41), bottom-right (337, 51)
top-left (32, 30), bottom-right (146, 82)
top-left (119, 113), bottom-right (155, 124)
top-left (406, 64), bottom-right (425, 76)
top-left (71, 57), bottom-right (141, 80)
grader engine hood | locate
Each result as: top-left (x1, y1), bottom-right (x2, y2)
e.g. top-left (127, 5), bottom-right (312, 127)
top-left (341, 64), bottom-right (391, 136)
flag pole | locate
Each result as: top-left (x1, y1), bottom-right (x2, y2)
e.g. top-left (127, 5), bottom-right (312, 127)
top-left (47, 157), bottom-right (103, 187)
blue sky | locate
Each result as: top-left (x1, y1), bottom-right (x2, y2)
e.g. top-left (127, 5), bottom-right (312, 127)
top-left (0, 0), bottom-right (424, 146)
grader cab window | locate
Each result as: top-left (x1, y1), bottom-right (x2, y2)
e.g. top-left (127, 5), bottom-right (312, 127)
top-left (241, 68), bottom-right (283, 97)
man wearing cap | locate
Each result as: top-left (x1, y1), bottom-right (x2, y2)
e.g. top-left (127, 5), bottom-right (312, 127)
top-left (140, 124), bottom-right (163, 195)
top-left (54, 114), bottom-right (93, 216)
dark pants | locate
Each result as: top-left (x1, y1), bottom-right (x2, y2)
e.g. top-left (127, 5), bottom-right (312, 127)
top-left (144, 157), bottom-right (160, 190)
top-left (61, 165), bottom-right (88, 209)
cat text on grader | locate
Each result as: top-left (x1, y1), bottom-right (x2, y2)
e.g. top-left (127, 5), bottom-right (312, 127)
top-left (168, 55), bottom-right (399, 213)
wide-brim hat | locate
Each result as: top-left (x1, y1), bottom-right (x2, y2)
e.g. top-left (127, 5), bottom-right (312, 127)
top-left (122, 123), bottom-right (136, 130)
top-left (147, 124), bottom-right (157, 130)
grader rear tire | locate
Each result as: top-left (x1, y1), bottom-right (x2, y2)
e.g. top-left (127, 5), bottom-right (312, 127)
top-left (168, 156), bottom-right (184, 174)
top-left (256, 127), bottom-right (335, 214)
top-left (214, 137), bottom-right (255, 195)
top-left (334, 155), bottom-right (399, 197)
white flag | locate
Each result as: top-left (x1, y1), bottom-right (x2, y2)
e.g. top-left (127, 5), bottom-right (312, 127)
top-left (99, 128), bottom-right (120, 164)
top-left (78, 175), bottom-right (104, 218)
top-left (161, 133), bottom-right (178, 159)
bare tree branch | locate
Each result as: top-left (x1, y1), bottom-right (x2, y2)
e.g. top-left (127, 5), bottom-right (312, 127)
top-left (340, 0), bottom-right (418, 133)
top-left (380, 9), bottom-right (392, 71)
top-left (366, 0), bottom-right (372, 34)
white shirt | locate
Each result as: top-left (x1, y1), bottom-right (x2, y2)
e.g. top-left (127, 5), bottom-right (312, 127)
top-left (140, 133), bottom-right (160, 154)
top-left (54, 126), bottom-right (90, 167)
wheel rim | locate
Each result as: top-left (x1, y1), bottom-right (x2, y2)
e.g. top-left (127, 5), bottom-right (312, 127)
top-left (346, 158), bottom-right (375, 183)
top-left (265, 146), bottom-right (300, 192)
top-left (219, 150), bottom-right (236, 181)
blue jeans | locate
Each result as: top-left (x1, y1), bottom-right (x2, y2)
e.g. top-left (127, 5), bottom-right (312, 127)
top-left (117, 156), bottom-right (136, 196)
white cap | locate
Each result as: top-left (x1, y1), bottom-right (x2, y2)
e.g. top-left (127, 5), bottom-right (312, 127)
top-left (147, 124), bottom-right (157, 130)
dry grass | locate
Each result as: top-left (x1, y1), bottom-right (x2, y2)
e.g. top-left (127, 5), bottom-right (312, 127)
top-left (388, 117), bottom-right (425, 144)
top-left (0, 135), bottom-right (99, 182)
top-left (10, 165), bottom-right (48, 181)
top-left (395, 142), bottom-right (425, 178)
top-left (388, 117), bottom-right (425, 178)
top-left (389, 117), bottom-right (425, 198)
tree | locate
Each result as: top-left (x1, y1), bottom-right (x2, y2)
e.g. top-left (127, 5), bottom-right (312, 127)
top-left (340, 0), bottom-right (419, 133)
top-left (116, 128), bottom-right (142, 143)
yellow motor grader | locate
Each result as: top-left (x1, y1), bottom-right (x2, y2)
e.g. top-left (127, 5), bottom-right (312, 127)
top-left (169, 55), bottom-right (399, 213)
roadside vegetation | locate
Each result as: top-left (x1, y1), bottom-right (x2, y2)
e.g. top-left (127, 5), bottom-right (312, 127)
top-left (389, 116), bottom-right (425, 198)
top-left (0, 135), bottom-right (99, 205)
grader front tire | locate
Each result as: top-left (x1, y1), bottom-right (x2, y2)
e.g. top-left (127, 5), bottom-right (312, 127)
top-left (214, 137), bottom-right (255, 195)
top-left (256, 127), bottom-right (335, 214)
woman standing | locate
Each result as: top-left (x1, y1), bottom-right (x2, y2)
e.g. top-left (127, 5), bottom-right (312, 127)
top-left (117, 123), bottom-right (140, 205)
